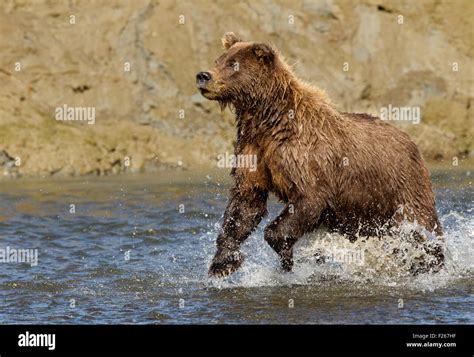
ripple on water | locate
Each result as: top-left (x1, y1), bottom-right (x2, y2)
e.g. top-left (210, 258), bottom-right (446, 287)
top-left (0, 171), bottom-right (471, 324)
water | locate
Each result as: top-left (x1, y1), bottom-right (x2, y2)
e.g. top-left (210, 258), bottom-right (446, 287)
top-left (0, 168), bottom-right (472, 324)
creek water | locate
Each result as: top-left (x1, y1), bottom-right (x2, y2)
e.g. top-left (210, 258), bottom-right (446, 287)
top-left (0, 168), bottom-right (472, 323)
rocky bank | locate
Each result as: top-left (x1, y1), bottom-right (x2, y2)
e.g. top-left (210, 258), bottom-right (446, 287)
top-left (0, 0), bottom-right (472, 177)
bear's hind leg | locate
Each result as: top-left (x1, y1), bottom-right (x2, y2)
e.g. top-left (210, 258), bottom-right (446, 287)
top-left (407, 231), bottom-right (445, 275)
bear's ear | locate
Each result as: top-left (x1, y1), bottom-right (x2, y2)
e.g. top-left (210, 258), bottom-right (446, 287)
top-left (221, 32), bottom-right (241, 50)
top-left (252, 43), bottom-right (275, 64)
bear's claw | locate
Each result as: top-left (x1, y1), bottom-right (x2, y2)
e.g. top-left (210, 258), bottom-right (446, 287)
top-left (208, 249), bottom-right (244, 278)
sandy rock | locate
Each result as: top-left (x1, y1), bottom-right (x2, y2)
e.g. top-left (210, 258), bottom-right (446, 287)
top-left (0, 0), bottom-right (471, 177)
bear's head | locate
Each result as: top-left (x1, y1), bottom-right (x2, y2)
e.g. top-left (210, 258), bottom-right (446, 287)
top-left (196, 32), bottom-right (277, 108)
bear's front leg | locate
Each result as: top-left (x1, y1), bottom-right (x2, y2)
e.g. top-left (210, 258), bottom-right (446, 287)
top-left (264, 199), bottom-right (323, 271)
top-left (209, 185), bottom-right (268, 277)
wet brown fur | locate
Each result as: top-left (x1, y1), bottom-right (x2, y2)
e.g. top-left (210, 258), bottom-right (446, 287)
top-left (198, 33), bottom-right (443, 277)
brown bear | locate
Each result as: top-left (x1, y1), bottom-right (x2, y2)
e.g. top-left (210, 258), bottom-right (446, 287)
top-left (196, 32), bottom-right (444, 278)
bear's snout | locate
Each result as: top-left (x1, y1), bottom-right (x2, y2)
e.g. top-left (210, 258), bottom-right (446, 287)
top-left (196, 71), bottom-right (212, 88)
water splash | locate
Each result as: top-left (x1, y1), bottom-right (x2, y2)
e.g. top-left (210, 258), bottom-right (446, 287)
top-left (207, 211), bottom-right (473, 291)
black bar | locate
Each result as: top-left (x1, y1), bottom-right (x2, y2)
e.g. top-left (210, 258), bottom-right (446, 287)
top-left (0, 324), bottom-right (470, 355)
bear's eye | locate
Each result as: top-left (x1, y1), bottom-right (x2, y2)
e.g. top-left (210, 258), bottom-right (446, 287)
top-left (228, 61), bottom-right (236, 68)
